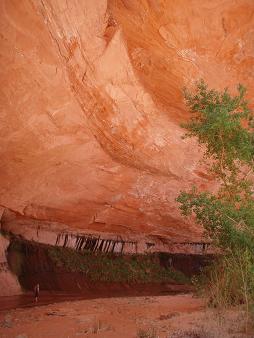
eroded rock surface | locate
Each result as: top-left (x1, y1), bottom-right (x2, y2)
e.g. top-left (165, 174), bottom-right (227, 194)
top-left (1, 209), bottom-right (213, 254)
top-left (0, 234), bottom-right (21, 296)
top-left (0, 0), bottom-right (253, 241)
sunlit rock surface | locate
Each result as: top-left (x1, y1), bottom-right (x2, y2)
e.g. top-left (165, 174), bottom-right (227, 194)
top-left (0, 0), bottom-right (253, 242)
top-left (1, 209), bottom-right (213, 254)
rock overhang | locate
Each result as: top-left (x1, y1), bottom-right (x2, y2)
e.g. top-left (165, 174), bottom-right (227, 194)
top-left (0, 0), bottom-right (253, 242)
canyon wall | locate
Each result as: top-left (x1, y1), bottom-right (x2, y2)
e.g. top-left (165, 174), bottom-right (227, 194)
top-left (0, 0), bottom-right (253, 241)
top-left (7, 238), bottom-right (210, 294)
top-left (2, 208), bottom-right (213, 255)
top-left (0, 235), bottom-right (22, 296)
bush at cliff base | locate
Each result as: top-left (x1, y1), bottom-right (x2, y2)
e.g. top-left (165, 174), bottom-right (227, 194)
top-left (176, 80), bottom-right (254, 325)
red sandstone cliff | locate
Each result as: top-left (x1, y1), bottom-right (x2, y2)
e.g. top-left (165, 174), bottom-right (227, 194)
top-left (0, 235), bottom-right (21, 296)
top-left (0, 0), bottom-right (253, 241)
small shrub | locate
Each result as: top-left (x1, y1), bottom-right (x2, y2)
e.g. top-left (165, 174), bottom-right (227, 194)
top-left (204, 251), bottom-right (254, 309)
top-left (137, 327), bottom-right (158, 338)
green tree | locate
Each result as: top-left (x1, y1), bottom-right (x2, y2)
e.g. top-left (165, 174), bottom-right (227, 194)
top-left (176, 80), bottom-right (254, 326)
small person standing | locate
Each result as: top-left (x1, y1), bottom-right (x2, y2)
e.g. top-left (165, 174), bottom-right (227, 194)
top-left (34, 283), bottom-right (40, 302)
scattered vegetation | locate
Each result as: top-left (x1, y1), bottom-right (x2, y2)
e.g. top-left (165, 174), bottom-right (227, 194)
top-left (7, 237), bottom-right (189, 285)
top-left (47, 245), bottom-right (189, 284)
top-left (177, 80), bottom-right (254, 330)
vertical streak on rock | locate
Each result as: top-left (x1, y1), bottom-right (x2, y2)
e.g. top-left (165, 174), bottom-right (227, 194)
top-left (94, 237), bottom-right (100, 252)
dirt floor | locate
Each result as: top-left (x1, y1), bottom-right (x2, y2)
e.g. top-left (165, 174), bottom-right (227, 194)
top-left (0, 294), bottom-right (251, 338)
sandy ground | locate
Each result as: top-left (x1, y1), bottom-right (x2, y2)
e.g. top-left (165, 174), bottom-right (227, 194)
top-left (0, 294), bottom-right (251, 338)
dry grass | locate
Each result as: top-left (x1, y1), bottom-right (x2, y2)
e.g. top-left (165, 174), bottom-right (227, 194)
top-left (167, 308), bottom-right (251, 338)
top-left (90, 319), bottom-right (112, 334)
top-left (137, 327), bottom-right (158, 338)
top-left (168, 329), bottom-right (213, 338)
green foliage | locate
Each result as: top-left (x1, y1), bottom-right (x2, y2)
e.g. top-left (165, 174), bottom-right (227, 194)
top-left (183, 80), bottom-right (253, 168)
top-left (192, 249), bottom-right (254, 308)
top-left (47, 246), bottom-right (189, 284)
top-left (183, 80), bottom-right (254, 200)
top-left (177, 187), bottom-right (254, 252)
top-left (176, 80), bottom-right (254, 323)
top-left (204, 249), bottom-right (254, 308)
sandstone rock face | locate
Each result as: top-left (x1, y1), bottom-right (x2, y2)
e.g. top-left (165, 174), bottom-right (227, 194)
top-left (0, 235), bottom-right (22, 296)
top-left (1, 209), bottom-right (213, 255)
top-left (0, 0), bottom-right (253, 241)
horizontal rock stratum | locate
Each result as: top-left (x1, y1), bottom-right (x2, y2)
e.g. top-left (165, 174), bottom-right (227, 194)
top-left (0, 0), bottom-right (253, 242)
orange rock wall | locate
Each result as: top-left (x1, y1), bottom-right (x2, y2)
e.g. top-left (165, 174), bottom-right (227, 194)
top-left (0, 235), bottom-right (22, 296)
top-left (0, 0), bottom-right (253, 241)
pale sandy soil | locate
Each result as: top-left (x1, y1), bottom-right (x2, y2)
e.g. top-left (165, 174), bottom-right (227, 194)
top-left (0, 294), bottom-right (251, 338)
